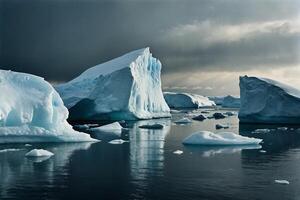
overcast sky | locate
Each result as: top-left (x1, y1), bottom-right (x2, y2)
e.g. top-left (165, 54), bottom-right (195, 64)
top-left (0, 0), bottom-right (299, 96)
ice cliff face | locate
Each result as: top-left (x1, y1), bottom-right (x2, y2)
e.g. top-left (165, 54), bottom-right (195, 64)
top-left (56, 48), bottom-right (170, 120)
top-left (163, 92), bottom-right (215, 108)
top-left (239, 76), bottom-right (300, 124)
top-left (0, 70), bottom-right (95, 143)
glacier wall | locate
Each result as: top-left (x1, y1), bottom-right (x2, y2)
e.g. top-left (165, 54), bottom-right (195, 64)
top-left (56, 48), bottom-right (170, 121)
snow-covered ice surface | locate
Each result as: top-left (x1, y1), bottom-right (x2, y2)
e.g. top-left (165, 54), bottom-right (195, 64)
top-left (182, 131), bottom-right (262, 145)
top-left (164, 92), bottom-right (215, 108)
top-left (222, 95), bottom-right (240, 108)
top-left (25, 149), bottom-right (54, 157)
top-left (56, 48), bottom-right (170, 121)
top-left (0, 70), bottom-right (96, 143)
top-left (239, 76), bottom-right (300, 124)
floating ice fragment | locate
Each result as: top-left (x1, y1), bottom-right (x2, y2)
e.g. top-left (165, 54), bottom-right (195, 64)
top-left (274, 180), bottom-right (289, 185)
top-left (183, 131), bottom-right (262, 145)
top-left (25, 149), bottom-right (54, 157)
top-left (173, 150), bottom-right (183, 155)
top-left (175, 118), bottom-right (192, 124)
top-left (0, 148), bottom-right (24, 153)
top-left (108, 139), bottom-right (129, 144)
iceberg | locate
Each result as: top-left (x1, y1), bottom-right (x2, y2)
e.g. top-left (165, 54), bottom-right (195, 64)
top-left (221, 95), bottom-right (240, 108)
top-left (163, 92), bottom-right (215, 108)
top-left (208, 96), bottom-right (225, 105)
top-left (0, 70), bottom-right (96, 143)
top-left (25, 149), bottom-right (54, 157)
top-left (239, 76), bottom-right (300, 124)
top-left (182, 131), bottom-right (262, 145)
top-left (90, 122), bottom-right (123, 133)
top-left (56, 48), bottom-right (170, 121)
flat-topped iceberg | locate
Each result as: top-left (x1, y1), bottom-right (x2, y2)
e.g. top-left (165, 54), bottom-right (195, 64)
top-left (163, 92), bottom-right (215, 108)
top-left (182, 131), bottom-right (262, 145)
top-left (0, 70), bottom-right (95, 143)
top-left (239, 76), bottom-right (300, 124)
top-left (56, 48), bottom-right (170, 121)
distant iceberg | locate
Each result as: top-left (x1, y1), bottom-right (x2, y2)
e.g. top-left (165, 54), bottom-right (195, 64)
top-left (239, 76), bottom-right (300, 124)
top-left (0, 70), bottom-right (96, 143)
top-left (182, 131), bottom-right (262, 145)
top-left (209, 95), bottom-right (240, 108)
top-left (163, 92), bottom-right (215, 108)
top-left (56, 48), bottom-right (170, 121)
top-left (222, 95), bottom-right (240, 108)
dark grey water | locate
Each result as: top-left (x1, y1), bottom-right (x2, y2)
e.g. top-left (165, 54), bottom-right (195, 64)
top-left (1, 108), bottom-right (300, 200)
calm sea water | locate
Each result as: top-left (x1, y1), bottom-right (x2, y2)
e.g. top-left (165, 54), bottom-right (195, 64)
top-left (1, 108), bottom-right (300, 200)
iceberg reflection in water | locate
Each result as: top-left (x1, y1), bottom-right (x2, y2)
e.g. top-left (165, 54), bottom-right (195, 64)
top-left (129, 119), bottom-right (171, 182)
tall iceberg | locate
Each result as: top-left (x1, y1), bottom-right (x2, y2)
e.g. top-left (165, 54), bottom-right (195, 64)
top-left (239, 76), bottom-right (300, 124)
top-left (0, 70), bottom-right (95, 143)
top-left (163, 92), bottom-right (215, 108)
top-left (56, 48), bottom-right (170, 120)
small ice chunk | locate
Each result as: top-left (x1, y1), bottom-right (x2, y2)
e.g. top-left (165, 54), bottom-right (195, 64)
top-left (175, 118), bottom-right (192, 124)
top-left (139, 124), bottom-right (164, 129)
top-left (259, 150), bottom-right (267, 153)
top-left (216, 124), bottom-right (229, 129)
top-left (24, 144), bottom-right (32, 147)
top-left (108, 139), bottom-right (128, 144)
top-left (90, 122), bottom-right (123, 135)
top-left (173, 150), bottom-right (183, 155)
top-left (252, 129), bottom-right (271, 134)
top-left (277, 127), bottom-right (288, 131)
top-left (0, 148), bottom-right (23, 153)
top-left (25, 149), bottom-right (54, 157)
top-left (213, 112), bottom-right (226, 119)
top-left (183, 131), bottom-right (262, 145)
top-left (274, 180), bottom-right (289, 185)
top-left (192, 114), bottom-right (207, 121)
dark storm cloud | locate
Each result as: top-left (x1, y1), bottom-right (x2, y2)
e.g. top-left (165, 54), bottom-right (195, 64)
top-left (0, 0), bottom-right (299, 81)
